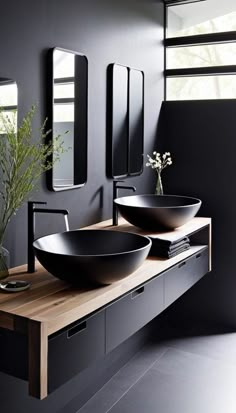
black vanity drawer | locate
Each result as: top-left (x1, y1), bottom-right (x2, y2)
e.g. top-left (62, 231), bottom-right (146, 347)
top-left (164, 247), bottom-right (209, 308)
top-left (48, 310), bottom-right (105, 392)
top-left (106, 275), bottom-right (164, 353)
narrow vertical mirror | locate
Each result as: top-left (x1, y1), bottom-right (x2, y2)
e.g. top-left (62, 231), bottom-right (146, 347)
top-left (128, 69), bottom-right (144, 175)
top-left (111, 64), bottom-right (129, 178)
top-left (51, 47), bottom-right (88, 191)
top-left (108, 64), bottom-right (144, 179)
top-left (0, 78), bottom-right (17, 133)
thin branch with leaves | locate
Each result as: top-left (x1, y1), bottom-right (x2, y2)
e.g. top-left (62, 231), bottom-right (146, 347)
top-left (0, 105), bottom-right (65, 246)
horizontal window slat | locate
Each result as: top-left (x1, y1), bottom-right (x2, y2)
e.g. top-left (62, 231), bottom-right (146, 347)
top-left (54, 77), bottom-right (75, 85)
top-left (165, 31), bottom-right (236, 48)
top-left (165, 65), bottom-right (236, 77)
top-left (53, 98), bottom-right (75, 104)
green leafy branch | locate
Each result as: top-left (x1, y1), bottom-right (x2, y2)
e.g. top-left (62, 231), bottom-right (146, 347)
top-left (0, 105), bottom-right (66, 245)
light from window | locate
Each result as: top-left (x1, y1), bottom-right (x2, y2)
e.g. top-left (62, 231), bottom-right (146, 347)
top-left (166, 75), bottom-right (236, 100)
top-left (167, 43), bottom-right (236, 69)
top-left (167, 4), bottom-right (236, 38)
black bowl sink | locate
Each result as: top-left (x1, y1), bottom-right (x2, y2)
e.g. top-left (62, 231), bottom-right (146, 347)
top-left (114, 194), bottom-right (202, 231)
top-left (33, 230), bottom-right (151, 285)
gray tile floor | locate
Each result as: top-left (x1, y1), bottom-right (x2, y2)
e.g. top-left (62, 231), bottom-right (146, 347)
top-left (78, 324), bottom-right (236, 413)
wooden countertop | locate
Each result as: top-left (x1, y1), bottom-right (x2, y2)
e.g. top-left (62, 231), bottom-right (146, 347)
top-left (0, 216), bottom-right (211, 399)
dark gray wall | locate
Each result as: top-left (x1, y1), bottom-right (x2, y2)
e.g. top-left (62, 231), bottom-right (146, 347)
top-left (0, 0), bottom-right (164, 411)
top-left (158, 100), bottom-right (236, 327)
top-left (1, 0), bottom-right (164, 267)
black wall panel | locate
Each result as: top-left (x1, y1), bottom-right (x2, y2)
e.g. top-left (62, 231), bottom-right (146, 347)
top-left (157, 100), bottom-right (236, 326)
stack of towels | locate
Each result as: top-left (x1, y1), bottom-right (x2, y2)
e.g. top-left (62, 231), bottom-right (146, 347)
top-left (149, 235), bottom-right (190, 259)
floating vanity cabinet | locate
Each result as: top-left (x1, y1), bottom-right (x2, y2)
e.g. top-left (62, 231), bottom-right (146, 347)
top-left (48, 310), bottom-right (105, 392)
top-left (0, 217), bottom-right (211, 400)
top-left (106, 275), bottom-right (164, 353)
top-left (164, 247), bottom-right (209, 308)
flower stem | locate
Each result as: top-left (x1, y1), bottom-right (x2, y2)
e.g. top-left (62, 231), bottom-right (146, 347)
top-left (155, 171), bottom-right (163, 195)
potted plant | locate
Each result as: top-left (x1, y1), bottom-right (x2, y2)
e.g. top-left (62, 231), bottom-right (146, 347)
top-left (0, 105), bottom-right (64, 279)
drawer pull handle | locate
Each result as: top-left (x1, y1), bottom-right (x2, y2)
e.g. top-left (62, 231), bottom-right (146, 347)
top-left (178, 261), bottom-right (186, 268)
top-left (132, 286), bottom-right (144, 299)
top-left (196, 253), bottom-right (202, 259)
top-left (67, 321), bottom-right (87, 338)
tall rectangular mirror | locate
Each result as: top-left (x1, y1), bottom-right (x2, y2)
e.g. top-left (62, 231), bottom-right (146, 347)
top-left (111, 64), bottom-right (129, 179)
top-left (50, 47), bottom-right (88, 191)
top-left (108, 64), bottom-right (144, 179)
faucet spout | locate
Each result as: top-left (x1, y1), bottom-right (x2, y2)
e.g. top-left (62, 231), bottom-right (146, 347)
top-left (27, 202), bottom-right (70, 273)
top-left (112, 180), bottom-right (136, 226)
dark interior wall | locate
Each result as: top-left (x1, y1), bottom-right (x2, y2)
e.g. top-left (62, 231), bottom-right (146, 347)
top-left (1, 0), bottom-right (164, 267)
top-left (158, 100), bottom-right (236, 326)
top-left (0, 0), bottom-right (164, 411)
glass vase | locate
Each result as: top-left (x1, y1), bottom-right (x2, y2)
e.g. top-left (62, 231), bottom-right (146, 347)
top-left (155, 171), bottom-right (163, 195)
top-left (0, 245), bottom-right (10, 280)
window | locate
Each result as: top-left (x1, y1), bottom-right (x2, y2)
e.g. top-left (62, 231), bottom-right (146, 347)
top-left (164, 0), bottom-right (236, 100)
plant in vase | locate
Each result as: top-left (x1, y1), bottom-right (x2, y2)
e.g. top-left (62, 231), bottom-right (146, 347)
top-left (0, 105), bottom-right (65, 279)
top-left (146, 151), bottom-right (173, 195)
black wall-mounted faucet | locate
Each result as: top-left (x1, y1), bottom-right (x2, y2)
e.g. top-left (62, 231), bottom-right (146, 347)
top-left (113, 180), bottom-right (136, 226)
top-left (27, 201), bottom-right (69, 273)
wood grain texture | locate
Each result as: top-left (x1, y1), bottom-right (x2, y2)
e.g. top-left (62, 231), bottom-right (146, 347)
top-left (0, 311), bottom-right (15, 330)
top-left (28, 320), bottom-right (48, 399)
top-left (0, 217), bottom-right (211, 336)
top-left (85, 217), bottom-right (211, 239)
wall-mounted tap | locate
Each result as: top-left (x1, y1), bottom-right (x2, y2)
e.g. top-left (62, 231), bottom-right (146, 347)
top-left (27, 201), bottom-right (69, 273)
top-left (113, 180), bottom-right (136, 226)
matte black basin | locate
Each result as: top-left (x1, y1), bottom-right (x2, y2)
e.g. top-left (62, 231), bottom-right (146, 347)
top-left (33, 230), bottom-right (151, 285)
top-left (114, 194), bottom-right (202, 231)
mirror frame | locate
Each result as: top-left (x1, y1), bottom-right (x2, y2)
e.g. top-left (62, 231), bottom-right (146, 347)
top-left (107, 63), bottom-right (144, 179)
top-left (47, 47), bottom-right (88, 192)
top-left (110, 63), bottom-right (129, 179)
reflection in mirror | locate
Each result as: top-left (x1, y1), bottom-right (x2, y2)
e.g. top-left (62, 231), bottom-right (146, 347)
top-left (0, 78), bottom-right (17, 133)
top-left (128, 69), bottom-right (144, 176)
top-left (52, 48), bottom-right (88, 191)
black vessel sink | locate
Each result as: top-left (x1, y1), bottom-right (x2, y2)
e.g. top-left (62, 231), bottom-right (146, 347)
top-left (33, 230), bottom-right (151, 285)
top-left (114, 194), bottom-right (201, 231)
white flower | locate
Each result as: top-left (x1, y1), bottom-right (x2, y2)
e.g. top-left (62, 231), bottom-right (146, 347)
top-left (146, 151), bottom-right (173, 173)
